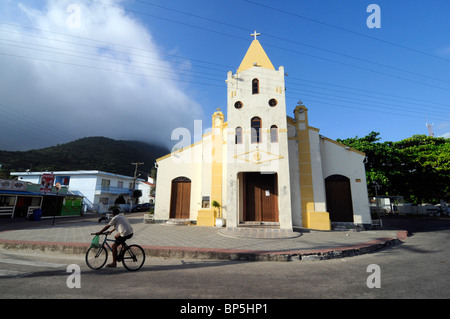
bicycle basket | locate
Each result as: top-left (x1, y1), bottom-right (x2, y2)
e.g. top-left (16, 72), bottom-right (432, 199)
top-left (90, 235), bottom-right (100, 248)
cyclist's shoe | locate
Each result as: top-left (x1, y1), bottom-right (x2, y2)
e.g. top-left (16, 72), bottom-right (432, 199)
top-left (106, 263), bottom-right (117, 268)
top-left (117, 255), bottom-right (122, 262)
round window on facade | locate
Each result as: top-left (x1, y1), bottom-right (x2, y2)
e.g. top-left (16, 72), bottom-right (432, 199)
top-left (234, 101), bottom-right (243, 109)
top-left (269, 99), bottom-right (278, 107)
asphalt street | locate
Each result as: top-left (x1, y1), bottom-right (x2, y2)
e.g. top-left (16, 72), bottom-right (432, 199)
top-left (1, 217), bottom-right (449, 303)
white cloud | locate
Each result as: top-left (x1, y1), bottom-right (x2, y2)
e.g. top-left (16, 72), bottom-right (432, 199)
top-left (440, 132), bottom-right (450, 139)
top-left (0, 0), bottom-right (203, 150)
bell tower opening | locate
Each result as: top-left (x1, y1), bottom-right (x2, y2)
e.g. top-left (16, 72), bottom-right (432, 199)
top-left (252, 78), bottom-right (259, 94)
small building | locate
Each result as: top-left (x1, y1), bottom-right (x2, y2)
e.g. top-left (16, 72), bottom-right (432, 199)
top-left (137, 177), bottom-right (155, 205)
top-left (10, 170), bottom-right (142, 213)
top-left (0, 178), bottom-right (82, 219)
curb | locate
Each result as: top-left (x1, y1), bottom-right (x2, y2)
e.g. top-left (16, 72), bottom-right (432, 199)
top-left (0, 231), bottom-right (407, 262)
top-left (140, 236), bottom-right (403, 262)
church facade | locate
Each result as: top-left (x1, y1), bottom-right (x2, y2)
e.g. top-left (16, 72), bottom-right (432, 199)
top-left (154, 35), bottom-right (371, 230)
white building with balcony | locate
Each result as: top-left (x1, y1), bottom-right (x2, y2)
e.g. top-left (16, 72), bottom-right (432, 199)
top-left (11, 170), bottom-right (144, 213)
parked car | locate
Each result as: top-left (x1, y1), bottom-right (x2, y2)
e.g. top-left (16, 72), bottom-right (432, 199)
top-left (131, 203), bottom-right (152, 212)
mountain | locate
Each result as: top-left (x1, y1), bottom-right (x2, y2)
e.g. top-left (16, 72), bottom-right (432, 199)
top-left (0, 137), bottom-right (170, 179)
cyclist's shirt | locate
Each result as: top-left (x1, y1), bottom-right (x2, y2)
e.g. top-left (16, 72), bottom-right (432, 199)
top-left (108, 215), bottom-right (133, 237)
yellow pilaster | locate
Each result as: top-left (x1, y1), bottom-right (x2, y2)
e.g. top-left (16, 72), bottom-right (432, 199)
top-left (211, 109), bottom-right (224, 210)
top-left (294, 101), bottom-right (330, 230)
top-left (197, 108), bottom-right (224, 226)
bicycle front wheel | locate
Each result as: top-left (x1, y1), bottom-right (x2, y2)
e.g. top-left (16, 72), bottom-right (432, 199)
top-left (122, 245), bottom-right (145, 271)
top-left (86, 246), bottom-right (108, 270)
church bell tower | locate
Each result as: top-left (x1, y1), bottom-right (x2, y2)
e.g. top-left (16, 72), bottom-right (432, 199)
top-left (224, 32), bottom-right (293, 229)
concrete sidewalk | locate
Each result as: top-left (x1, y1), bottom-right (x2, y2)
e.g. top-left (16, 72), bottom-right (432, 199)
top-left (0, 214), bottom-right (407, 261)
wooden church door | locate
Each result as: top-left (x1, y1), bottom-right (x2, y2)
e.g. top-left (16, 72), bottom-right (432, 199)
top-left (244, 172), bottom-right (279, 222)
top-left (169, 177), bottom-right (191, 219)
top-left (325, 175), bottom-right (354, 222)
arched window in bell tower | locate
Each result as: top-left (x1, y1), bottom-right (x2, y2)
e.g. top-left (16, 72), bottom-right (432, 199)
top-left (252, 78), bottom-right (259, 95)
top-left (235, 127), bottom-right (243, 144)
top-left (251, 117), bottom-right (262, 143)
top-left (270, 125), bottom-right (278, 143)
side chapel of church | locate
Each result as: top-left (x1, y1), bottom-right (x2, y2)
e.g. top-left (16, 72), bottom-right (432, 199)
top-left (155, 33), bottom-right (372, 231)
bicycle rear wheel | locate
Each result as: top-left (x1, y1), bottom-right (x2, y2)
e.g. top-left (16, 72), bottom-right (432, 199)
top-left (122, 245), bottom-right (145, 271)
top-left (86, 246), bottom-right (108, 270)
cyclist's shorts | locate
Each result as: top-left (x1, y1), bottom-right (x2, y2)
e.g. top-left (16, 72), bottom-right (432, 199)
top-left (115, 233), bottom-right (133, 245)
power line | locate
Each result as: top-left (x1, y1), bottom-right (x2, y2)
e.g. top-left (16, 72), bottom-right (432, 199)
top-left (0, 22), bottom-right (231, 70)
top-left (2, 28), bottom-right (449, 114)
top-left (87, 1), bottom-right (450, 92)
top-left (285, 96), bottom-right (448, 122)
top-left (1, 4), bottom-right (449, 122)
top-left (3, 0), bottom-right (449, 91)
top-left (0, 38), bottom-right (225, 81)
top-left (0, 102), bottom-right (79, 141)
top-left (129, 0), bottom-right (450, 85)
top-left (285, 76), bottom-right (450, 110)
top-left (2, 35), bottom-right (448, 117)
top-left (1, 48), bottom-right (448, 122)
top-left (242, 0), bottom-right (450, 64)
top-left (0, 17), bottom-right (448, 102)
top-left (286, 87), bottom-right (450, 118)
top-left (1, 37), bottom-right (448, 122)
top-left (0, 50), bottom-right (225, 88)
top-left (284, 81), bottom-right (450, 114)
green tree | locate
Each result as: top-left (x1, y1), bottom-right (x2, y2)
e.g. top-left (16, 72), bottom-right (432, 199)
top-left (114, 195), bottom-right (126, 205)
top-left (392, 135), bottom-right (450, 203)
top-left (338, 132), bottom-right (450, 204)
top-left (132, 189), bottom-right (142, 204)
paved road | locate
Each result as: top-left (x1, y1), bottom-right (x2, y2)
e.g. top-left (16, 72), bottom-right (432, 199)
top-left (1, 217), bottom-right (450, 303)
top-left (1, 217), bottom-right (449, 312)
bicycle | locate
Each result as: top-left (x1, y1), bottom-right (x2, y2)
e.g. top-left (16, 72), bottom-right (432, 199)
top-left (86, 232), bottom-right (146, 271)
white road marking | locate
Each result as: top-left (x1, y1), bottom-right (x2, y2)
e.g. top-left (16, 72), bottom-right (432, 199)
top-left (0, 258), bottom-right (66, 268)
top-left (0, 269), bottom-right (32, 278)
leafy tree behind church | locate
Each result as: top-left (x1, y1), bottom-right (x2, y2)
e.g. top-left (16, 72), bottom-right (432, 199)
top-left (338, 132), bottom-right (450, 204)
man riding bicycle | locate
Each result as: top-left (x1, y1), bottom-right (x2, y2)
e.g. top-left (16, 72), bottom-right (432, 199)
top-left (96, 208), bottom-right (134, 268)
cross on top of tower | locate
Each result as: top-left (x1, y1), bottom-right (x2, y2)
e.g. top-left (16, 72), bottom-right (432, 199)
top-left (251, 30), bottom-right (260, 40)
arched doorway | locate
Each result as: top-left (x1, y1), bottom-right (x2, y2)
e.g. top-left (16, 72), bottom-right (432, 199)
top-left (325, 175), bottom-right (354, 222)
top-left (169, 177), bottom-right (191, 219)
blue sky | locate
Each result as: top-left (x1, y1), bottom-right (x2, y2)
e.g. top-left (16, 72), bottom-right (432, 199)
top-left (0, 0), bottom-right (449, 151)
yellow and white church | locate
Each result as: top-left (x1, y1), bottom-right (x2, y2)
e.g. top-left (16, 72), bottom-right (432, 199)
top-left (155, 34), bottom-right (371, 231)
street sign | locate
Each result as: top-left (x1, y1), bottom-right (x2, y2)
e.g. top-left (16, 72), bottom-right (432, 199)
top-left (40, 174), bottom-right (55, 193)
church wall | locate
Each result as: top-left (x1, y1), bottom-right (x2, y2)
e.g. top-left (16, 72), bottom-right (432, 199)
top-left (320, 138), bottom-right (371, 225)
top-left (154, 142), bottom-right (204, 221)
top-left (201, 134), bottom-right (212, 206)
top-left (309, 129), bottom-right (327, 212)
top-left (221, 132), bottom-right (228, 220)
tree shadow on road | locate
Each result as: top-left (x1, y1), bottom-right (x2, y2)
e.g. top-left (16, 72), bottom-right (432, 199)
top-left (381, 216), bottom-right (450, 237)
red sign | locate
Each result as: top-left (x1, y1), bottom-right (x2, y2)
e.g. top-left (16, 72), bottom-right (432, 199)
top-left (40, 174), bottom-right (55, 193)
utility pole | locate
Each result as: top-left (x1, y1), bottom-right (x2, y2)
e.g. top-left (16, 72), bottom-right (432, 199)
top-left (129, 162), bottom-right (144, 213)
top-left (426, 122), bottom-right (434, 137)
top-left (372, 182), bottom-right (382, 229)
